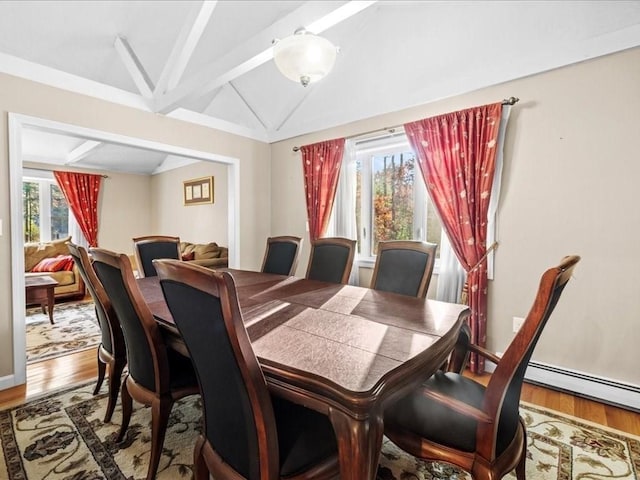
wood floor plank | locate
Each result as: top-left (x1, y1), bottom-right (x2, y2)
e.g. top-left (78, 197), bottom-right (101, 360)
top-left (605, 406), bottom-right (640, 436)
top-left (574, 395), bottom-right (608, 428)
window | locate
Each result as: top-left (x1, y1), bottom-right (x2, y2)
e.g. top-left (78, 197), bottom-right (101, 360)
top-left (332, 131), bottom-right (443, 264)
top-left (23, 172), bottom-right (71, 243)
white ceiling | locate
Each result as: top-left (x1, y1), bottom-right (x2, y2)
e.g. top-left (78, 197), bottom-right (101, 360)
top-left (3, 0), bottom-right (640, 175)
top-left (20, 126), bottom-right (198, 175)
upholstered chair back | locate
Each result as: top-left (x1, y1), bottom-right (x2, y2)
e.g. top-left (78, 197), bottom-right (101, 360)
top-left (91, 248), bottom-right (163, 392)
top-left (370, 240), bottom-right (437, 298)
top-left (306, 237), bottom-right (356, 284)
top-left (133, 235), bottom-right (181, 277)
top-left (261, 236), bottom-right (302, 276)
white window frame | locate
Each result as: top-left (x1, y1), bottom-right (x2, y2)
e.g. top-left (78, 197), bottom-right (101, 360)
top-left (353, 133), bottom-right (437, 271)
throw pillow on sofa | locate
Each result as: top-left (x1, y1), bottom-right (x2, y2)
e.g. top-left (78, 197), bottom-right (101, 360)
top-left (24, 236), bottom-right (73, 272)
top-left (31, 254), bottom-right (75, 272)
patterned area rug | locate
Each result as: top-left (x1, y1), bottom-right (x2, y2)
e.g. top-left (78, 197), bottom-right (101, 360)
top-left (26, 301), bottom-right (101, 363)
top-left (0, 381), bottom-right (637, 480)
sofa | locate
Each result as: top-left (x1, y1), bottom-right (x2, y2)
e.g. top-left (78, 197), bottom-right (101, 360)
top-left (179, 241), bottom-right (228, 269)
top-left (24, 236), bottom-right (85, 301)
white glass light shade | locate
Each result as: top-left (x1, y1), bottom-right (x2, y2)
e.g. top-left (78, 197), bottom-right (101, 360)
top-left (273, 31), bottom-right (337, 87)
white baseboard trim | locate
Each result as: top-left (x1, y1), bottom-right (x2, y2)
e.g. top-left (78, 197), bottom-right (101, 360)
top-left (0, 374), bottom-right (20, 392)
top-left (485, 359), bottom-right (640, 412)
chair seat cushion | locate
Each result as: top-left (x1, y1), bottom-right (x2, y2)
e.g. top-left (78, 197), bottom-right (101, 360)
top-left (272, 395), bottom-right (337, 476)
top-left (384, 371), bottom-right (486, 452)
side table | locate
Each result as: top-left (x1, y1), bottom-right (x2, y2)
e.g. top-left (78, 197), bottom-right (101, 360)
top-left (25, 275), bottom-right (59, 324)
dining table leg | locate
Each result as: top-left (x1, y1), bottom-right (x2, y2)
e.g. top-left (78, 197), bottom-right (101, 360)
top-left (328, 407), bottom-right (384, 480)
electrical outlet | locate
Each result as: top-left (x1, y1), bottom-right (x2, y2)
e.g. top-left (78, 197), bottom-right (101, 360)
top-left (512, 316), bottom-right (525, 333)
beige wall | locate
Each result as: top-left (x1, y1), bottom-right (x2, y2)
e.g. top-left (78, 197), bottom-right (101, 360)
top-left (150, 161), bottom-right (229, 249)
top-left (0, 73), bottom-right (271, 379)
top-left (271, 47), bottom-right (640, 388)
top-left (100, 172), bottom-right (153, 253)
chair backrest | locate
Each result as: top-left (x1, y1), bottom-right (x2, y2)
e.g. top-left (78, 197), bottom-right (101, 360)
top-left (481, 255), bottom-right (580, 459)
top-left (66, 241), bottom-right (124, 358)
top-left (370, 240), bottom-right (437, 298)
top-left (90, 247), bottom-right (170, 394)
top-left (132, 235), bottom-right (181, 277)
top-left (305, 237), bottom-right (356, 284)
top-left (261, 236), bottom-right (302, 276)
top-left (155, 259), bottom-right (279, 479)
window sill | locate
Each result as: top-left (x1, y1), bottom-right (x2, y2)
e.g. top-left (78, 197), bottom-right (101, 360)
top-left (356, 257), bottom-right (440, 275)
top-left (357, 257), bottom-right (376, 269)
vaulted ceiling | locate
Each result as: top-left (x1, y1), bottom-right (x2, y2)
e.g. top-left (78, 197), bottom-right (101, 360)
top-left (4, 1), bottom-right (640, 174)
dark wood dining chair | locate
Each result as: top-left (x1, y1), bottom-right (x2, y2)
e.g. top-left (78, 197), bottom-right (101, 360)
top-left (89, 247), bottom-right (199, 480)
top-left (305, 237), bottom-right (356, 284)
top-left (67, 241), bottom-right (126, 423)
top-left (154, 259), bottom-right (339, 480)
top-left (261, 235), bottom-right (302, 276)
top-left (370, 240), bottom-right (437, 298)
top-left (132, 235), bottom-right (181, 277)
top-left (383, 255), bottom-right (581, 480)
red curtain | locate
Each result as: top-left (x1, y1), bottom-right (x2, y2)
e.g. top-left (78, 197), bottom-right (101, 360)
top-left (405, 102), bottom-right (503, 373)
top-left (301, 138), bottom-right (345, 241)
top-left (53, 171), bottom-right (102, 247)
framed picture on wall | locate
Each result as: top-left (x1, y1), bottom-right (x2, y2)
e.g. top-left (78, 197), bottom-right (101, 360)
top-left (184, 176), bottom-right (214, 205)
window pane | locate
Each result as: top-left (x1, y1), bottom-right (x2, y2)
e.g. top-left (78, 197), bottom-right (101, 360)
top-left (352, 134), bottom-right (443, 259)
top-left (371, 151), bottom-right (415, 254)
top-left (425, 200), bottom-right (442, 257)
top-left (23, 181), bottom-right (40, 243)
top-left (50, 184), bottom-right (69, 240)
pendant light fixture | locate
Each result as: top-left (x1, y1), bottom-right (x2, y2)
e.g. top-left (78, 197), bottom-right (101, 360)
top-left (273, 28), bottom-right (338, 87)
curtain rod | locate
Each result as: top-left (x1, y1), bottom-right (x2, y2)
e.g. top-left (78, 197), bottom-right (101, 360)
top-left (291, 97), bottom-right (519, 152)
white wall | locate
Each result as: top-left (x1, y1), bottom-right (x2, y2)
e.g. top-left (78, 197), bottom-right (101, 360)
top-left (270, 47), bottom-right (640, 389)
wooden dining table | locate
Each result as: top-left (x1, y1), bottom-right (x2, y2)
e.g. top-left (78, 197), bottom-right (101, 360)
top-left (137, 268), bottom-right (470, 480)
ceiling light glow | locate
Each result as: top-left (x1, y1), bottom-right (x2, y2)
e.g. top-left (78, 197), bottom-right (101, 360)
top-left (273, 29), bottom-right (337, 87)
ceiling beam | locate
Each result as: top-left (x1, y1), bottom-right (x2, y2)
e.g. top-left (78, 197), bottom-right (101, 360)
top-left (305, 0), bottom-right (377, 34)
top-left (154, 1), bottom-right (377, 113)
top-left (156, 48), bottom-right (273, 113)
top-left (65, 140), bottom-right (103, 164)
top-left (275, 86), bottom-right (317, 131)
top-left (154, 1), bottom-right (218, 95)
top-left (200, 86), bottom-right (223, 113)
top-left (114, 35), bottom-right (155, 98)
top-left (228, 81), bottom-right (269, 130)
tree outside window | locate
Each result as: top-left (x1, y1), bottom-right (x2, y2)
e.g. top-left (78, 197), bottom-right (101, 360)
top-left (23, 177), bottom-right (70, 243)
top-left (371, 152), bottom-right (416, 253)
top-left (50, 184), bottom-right (69, 240)
top-left (23, 181), bottom-right (40, 243)
top-left (355, 134), bottom-right (441, 259)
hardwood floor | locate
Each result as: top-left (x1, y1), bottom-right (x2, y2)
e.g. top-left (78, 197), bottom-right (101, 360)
top-left (1, 349), bottom-right (639, 437)
top-left (0, 349), bottom-right (98, 410)
top-left (469, 372), bottom-right (640, 436)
